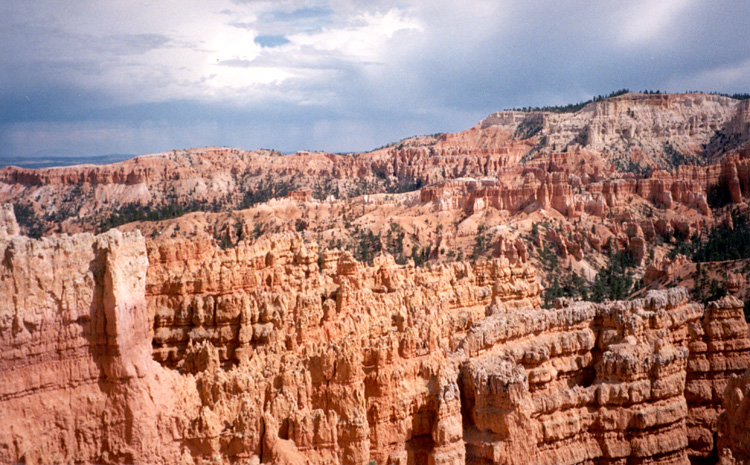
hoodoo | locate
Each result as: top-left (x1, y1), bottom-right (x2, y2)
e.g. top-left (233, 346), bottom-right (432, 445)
top-left (2, 92), bottom-right (750, 464)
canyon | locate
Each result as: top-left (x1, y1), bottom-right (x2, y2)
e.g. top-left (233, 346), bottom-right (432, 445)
top-left (2, 206), bottom-right (750, 464)
top-left (2, 92), bottom-right (750, 464)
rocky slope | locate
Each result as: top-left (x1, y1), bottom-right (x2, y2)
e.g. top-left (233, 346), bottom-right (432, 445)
top-left (480, 93), bottom-right (750, 169)
top-left (3, 91), bottom-right (750, 464)
top-left (1, 92), bottom-right (749, 236)
top-left (2, 94), bottom-right (749, 307)
top-left (2, 204), bottom-right (750, 464)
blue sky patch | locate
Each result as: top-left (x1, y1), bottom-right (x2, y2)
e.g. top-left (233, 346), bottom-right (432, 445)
top-left (254, 34), bottom-right (290, 48)
top-left (269, 6), bottom-right (333, 22)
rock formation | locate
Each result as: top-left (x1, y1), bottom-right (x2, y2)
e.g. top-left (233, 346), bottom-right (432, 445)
top-left (2, 92), bottom-right (750, 464)
top-left (718, 368), bottom-right (750, 464)
top-left (0, 203), bottom-right (19, 239)
top-left (1, 200), bottom-right (749, 464)
top-left (686, 296), bottom-right (750, 459)
top-left (2, 93), bottom-right (749, 240)
top-left (0, 226), bottom-right (199, 464)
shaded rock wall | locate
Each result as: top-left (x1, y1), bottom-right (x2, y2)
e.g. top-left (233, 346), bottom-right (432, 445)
top-left (718, 368), bottom-right (750, 464)
top-left (0, 227), bottom-right (198, 465)
top-left (686, 296), bottom-right (750, 459)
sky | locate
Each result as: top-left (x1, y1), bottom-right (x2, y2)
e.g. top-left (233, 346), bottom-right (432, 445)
top-left (1, 0), bottom-right (750, 160)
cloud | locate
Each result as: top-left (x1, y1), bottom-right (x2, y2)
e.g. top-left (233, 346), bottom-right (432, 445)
top-left (1, 0), bottom-right (750, 160)
top-left (616, 0), bottom-right (695, 46)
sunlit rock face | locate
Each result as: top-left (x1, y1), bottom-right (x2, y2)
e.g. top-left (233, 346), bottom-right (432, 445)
top-left (2, 92), bottom-right (750, 465)
top-left (0, 224), bottom-right (199, 465)
top-left (2, 93), bottom-right (750, 238)
top-left (0, 203), bottom-right (19, 239)
top-left (1, 199), bottom-right (749, 465)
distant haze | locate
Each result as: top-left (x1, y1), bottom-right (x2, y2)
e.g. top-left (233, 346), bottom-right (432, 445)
top-left (0, 154), bottom-right (136, 170)
top-left (1, 1), bottom-right (749, 162)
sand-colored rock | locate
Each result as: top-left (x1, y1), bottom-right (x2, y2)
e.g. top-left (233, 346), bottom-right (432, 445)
top-left (718, 368), bottom-right (750, 464)
top-left (686, 295), bottom-right (750, 459)
top-left (2, 93), bottom-right (749, 241)
top-left (0, 203), bottom-right (19, 239)
top-left (0, 225), bottom-right (199, 465)
top-left (2, 91), bottom-right (750, 465)
top-left (2, 198), bottom-right (748, 465)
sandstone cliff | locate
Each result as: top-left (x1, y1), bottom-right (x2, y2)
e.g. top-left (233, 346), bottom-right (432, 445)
top-left (2, 200), bottom-right (749, 464)
top-left (479, 93), bottom-right (750, 170)
top-left (2, 92), bottom-right (750, 465)
top-left (718, 368), bottom-right (750, 464)
top-left (2, 93), bottom-right (749, 241)
top-left (0, 226), bottom-right (199, 464)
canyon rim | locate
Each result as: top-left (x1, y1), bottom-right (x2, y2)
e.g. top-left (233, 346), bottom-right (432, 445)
top-left (2, 92), bottom-right (750, 464)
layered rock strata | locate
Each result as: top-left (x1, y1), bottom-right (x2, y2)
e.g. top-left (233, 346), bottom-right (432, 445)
top-left (0, 222), bottom-right (198, 464)
top-left (685, 296), bottom-right (750, 460)
top-left (2, 93), bottom-right (749, 241)
top-left (717, 368), bottom-right (750, 464)
top-left (1, 205), bottom-right (750, 464)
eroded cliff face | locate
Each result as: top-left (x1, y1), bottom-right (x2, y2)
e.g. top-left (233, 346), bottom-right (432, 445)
top-left (458, 289), bottom-right (749, 465)
top-left (687, 296), bottom-right (750, 460)
top-left (145, 233), bottom-right (540, 464)
top-left (718, 367), bottom-right (750, 464)
top-left (2, 200), bottom-right (749, 464)
top-left (479, 94), bottom-right (750, 169)
top-left (0, 224), bottom-right (199, 464)
top-left (2, 93), bottom-right (749, 241)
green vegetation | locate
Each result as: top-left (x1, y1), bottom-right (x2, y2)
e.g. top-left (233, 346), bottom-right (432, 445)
top-left (350, 228), bottom-right (382, 265)
top-left (12, 203), bottom-right (45, 239)
top-left (97, 198), bottom-right (214, 233)
top-left (667, 212), bottom-right (750, 263)
top-left (241, 174), bottom-right (296, 208)
top-left (692, 213), bottom-right (750, 262)
top-left (704, 129), bottom-right (745, 161)
top-left (542, 247), bottom-right (639, 307)
top-left (662, 144), bottom-right (692, 167)
top-left (514, 118), bottom-right (543, 139)
top-left (543, 272), bottom-right (588, 307)
top-left (384, 177), bottom-right (424, 194)
top-left (385, 222), bottom-right (408, 264)
top-left (658, 212), bottom-right (750, 309)
top-left (509, 89), bottom-right (633, 114)
top-left (537, 245), bottom-right (558, 270)
top-left (311, 174), bottom-right (423, 200)
top-left (312, 178), bottom-right (340, 200)
top-left (472, 225), bottom-right (492, 260)
top-left (411, 245), bottom-right (430, 267)
top-left (590, 251), bottom-right (637, 302)
top-left (615, 158), bottom-right (649, 175)
top-left (212, 215), bottom-right (246, 250)
top-left (697, 91), bottom-right (750, 100)
top-left (707, 182), bottom-right (733, 209)
top-left (692, 263), bottom-right (728, 305)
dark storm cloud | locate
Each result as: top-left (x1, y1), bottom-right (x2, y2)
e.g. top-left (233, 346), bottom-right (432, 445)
top-left (394, 1), bottom-right (750, 112)
top-left (1, 1), bottom-right (749, 161)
